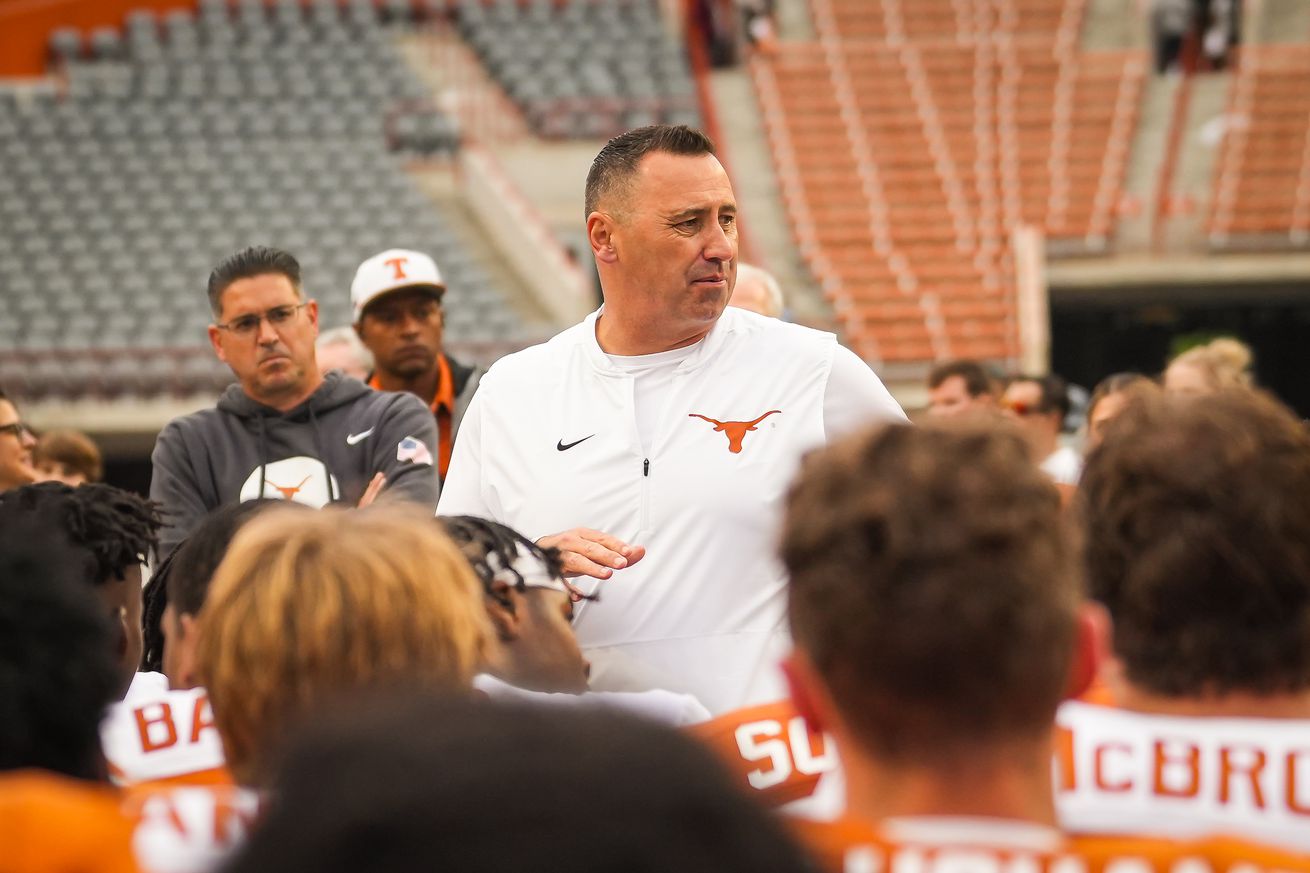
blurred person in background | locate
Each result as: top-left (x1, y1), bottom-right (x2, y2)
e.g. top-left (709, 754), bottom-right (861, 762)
top-left (195, 506), bottom-right (489, 788)
top-left (0, 482), bottom-right (161, 703)
top-left (926, 359), bottom-right (1000, 418)
top-left (0, 386), bottom-right (39, 493)
top-left (1060, 389), bottom-right (1310, 850)
top-left (1082, 372), bottom-right (1159, 452)
top-left (33, 428), bottom-right (103, 486)
top-left (314, 325), bottom-right (373, 382)
top-left (224, 695), bottom-right (813, 873)
top-left (1003, 372), bottom-right (1081, 485)
top-left (440, 124), bottom-right (906, 713)
top-left (728, 262), bottom-right (784, 318)
top-left (150, 245), bottom-right (440, 559)
top-left (351, 249), bottom-right (482, 483)
top-left (1163, 336), bottom-right (1253, 396)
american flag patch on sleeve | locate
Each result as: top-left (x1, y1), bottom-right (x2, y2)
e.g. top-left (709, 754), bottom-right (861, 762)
top-left (396, 436), bottom-right (433, 466)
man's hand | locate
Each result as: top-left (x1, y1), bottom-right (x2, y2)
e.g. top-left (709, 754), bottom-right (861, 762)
top-left (536, 528), bottom-right (646, 582)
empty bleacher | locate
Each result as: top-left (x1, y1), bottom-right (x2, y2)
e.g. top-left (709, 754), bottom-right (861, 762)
top-left (753, 0), bottom-right (1145, 366)
top-left (454, 0), bottom-right (701, 139)
top-left (1206, 44), bottom-right (1310, 248)
top-left (0, 0), bottom-right (525, 402)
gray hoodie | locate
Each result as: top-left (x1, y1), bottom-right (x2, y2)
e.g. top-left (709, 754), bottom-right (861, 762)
top-left (149, 371), bottom-right (439, 559)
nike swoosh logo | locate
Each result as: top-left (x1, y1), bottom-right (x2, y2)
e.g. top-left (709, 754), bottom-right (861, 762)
top-left (556, 435), bottom-right (595, 451)
top-left (346, 428), bottom-right (375, 446)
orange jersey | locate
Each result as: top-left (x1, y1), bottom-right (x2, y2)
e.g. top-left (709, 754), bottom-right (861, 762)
top-left (1054, 700), bottom-right (1310, 851)
top-left (689, 700), bottom-right (837, 807)
top-left (793, 815), bottom-right (1310, 873)
top-left (102, 686), bottom-right (232, 790)
top-left (0, 770), bottom-right (138, 873)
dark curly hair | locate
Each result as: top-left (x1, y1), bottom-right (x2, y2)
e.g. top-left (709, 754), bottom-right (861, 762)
top-left (0, 482), bottom-right (160, 587)
top-left (1078, 388), bottom-right (1310, 697)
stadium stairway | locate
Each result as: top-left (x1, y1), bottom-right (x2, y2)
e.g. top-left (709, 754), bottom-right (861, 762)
top-left (708, 67), bottom-right (831, 329)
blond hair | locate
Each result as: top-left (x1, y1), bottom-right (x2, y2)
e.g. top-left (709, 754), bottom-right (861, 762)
top-left (196, 506), bottom-right (490, 785)
top-left (1168, 337), bottom-right (1253, 390)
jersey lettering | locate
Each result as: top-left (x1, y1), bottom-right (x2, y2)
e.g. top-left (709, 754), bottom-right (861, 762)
top-left (1056, 701), bottom-right (1310, 850)
top-left (135, 702), bottom-right (179, 753)
top-left (189, 695), bottom-right (216, 745)
top-left (735, 715), bottom-right (833, 789)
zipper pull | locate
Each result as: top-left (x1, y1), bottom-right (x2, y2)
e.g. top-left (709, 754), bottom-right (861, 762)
top-left (643, 458), bottom-right (650, 477)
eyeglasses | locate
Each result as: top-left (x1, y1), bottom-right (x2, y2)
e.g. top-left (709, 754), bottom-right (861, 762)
top-left (0, 422), bottom-right (34, 440)
top-left (215, 303), bottom-right (309, 337)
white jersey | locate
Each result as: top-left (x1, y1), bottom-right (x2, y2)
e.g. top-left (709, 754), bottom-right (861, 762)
top-left (473, 674), bottom-right (710, 726)
top-left (102, 686), bottom-right (227, 788)
top-left (130, 785), bottom-right (260, 873)
top-left (440, 307), bottom-right (905, 713)
top-left (1055, 700), bottom-right (1310, 851)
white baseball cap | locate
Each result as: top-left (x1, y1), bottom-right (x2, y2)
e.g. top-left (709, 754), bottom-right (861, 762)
top-left (350, 248), bottom-right (445, 323)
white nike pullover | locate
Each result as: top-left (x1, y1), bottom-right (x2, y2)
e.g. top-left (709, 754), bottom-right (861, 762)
top-left (439, 307), bottom-right (905, 713)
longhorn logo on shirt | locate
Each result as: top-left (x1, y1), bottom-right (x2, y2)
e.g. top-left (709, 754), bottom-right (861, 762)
top-left (238, 457), bottom-right (340, 507)
top-left (688, 410), bottom-right (782, 454)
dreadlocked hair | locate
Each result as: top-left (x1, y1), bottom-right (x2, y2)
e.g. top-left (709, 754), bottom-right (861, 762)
top-left (438, 516), bottom-right (575, 608)
top-left (0, 482), bottom-right (161, 586)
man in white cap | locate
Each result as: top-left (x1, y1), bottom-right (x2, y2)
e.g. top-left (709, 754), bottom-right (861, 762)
top-left (352, 249), bottom-right (482, 483)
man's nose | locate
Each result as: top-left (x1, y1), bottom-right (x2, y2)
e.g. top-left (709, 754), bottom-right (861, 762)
top-left (20, 430), bottom-right (36, 449)
top-left (703, 220), bottom-right (736, 263)
top-left (256, 316), bottom-right (280, 345)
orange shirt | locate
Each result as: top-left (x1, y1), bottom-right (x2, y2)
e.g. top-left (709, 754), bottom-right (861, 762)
top-left (369, 352), bottom-right (455, 479)
top-left (793, 815), bottom-right (1310, 873)
top-left (0, 771), bottom-right (139, 873)
top-left (688, 700), bottom-right (836, 807)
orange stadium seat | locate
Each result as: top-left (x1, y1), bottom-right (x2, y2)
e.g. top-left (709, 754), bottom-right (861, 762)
top-left (753, 0), bottom-right (1142, 366)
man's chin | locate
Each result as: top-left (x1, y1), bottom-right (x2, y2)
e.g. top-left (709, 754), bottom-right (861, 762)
top-left (390, 357), bottom-right (436, 379)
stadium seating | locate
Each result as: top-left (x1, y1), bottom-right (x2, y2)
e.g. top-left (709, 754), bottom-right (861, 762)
top-left (454, 0), bottom-right (701, 139)
top-left (753, 0), bottom-right (1145, 365)
top-left (0, 0), bottom-right (524, 401)
top-left (1206, 45), bottom-right (1310, 248)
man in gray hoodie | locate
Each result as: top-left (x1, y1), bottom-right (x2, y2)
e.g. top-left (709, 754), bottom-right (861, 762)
top-left (150, 246), bottom-right (439, 559)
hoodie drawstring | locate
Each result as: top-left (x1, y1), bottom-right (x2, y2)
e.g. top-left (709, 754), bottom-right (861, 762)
top-left (256, 414), bottom-right (269, 501)
top-left (308, 406), bottom-right (337, 503)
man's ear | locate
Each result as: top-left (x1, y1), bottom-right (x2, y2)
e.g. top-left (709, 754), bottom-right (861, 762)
top-left (484, 581), bottom-right (521, 644)
top-left (176, 612), bottom-right (202, 689)
top-left (587, 213), bottom-right (618, 264)
top-left (782, 649), bottom-right (836, 735)
top-left (207, 324), bottom-right (227, 363)
top-left (1064, 601), bottom-right (1111, 701)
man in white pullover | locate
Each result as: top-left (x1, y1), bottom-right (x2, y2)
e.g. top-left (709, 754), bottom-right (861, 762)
top-left (438, 124), bottom-right (906, 713)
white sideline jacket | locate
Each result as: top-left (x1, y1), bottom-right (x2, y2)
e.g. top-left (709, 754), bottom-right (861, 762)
top-left (439, 307), bottom-right (906, 714)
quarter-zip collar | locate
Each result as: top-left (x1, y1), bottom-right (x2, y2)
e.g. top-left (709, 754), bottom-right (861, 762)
top-left (580, 306), bottom-right (738, 376)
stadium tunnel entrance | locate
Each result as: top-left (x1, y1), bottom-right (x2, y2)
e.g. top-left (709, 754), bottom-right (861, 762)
top-left (1051, 281), bottom-right (1310, 419)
